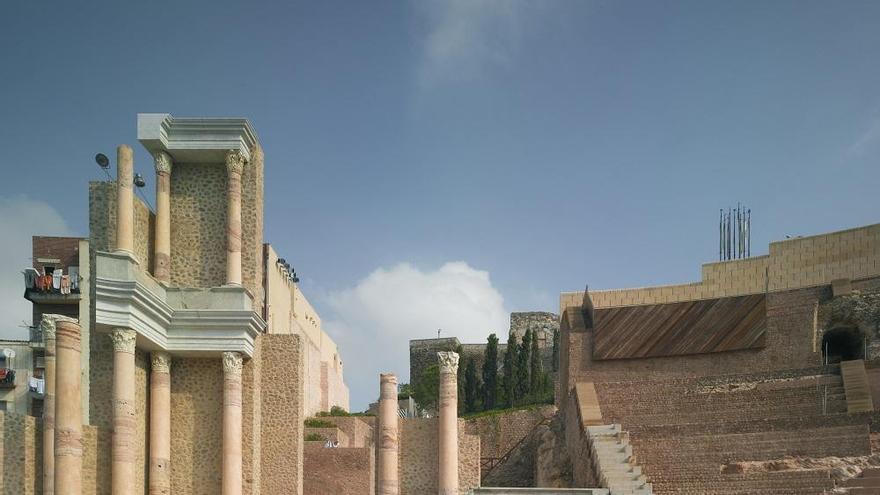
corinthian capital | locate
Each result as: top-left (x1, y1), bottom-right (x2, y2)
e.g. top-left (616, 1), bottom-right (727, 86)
top-left (40, 314), bottom-right (57, 339)
top-left (222, 351), bottom-right (243, 376)
top-left (225, 149), bottom-right (247, 176)
top-left (151, 351), bottom-right (172, 373)
top-left (109, 328), bottom-right (137, 354)
top-left (153, 150), bottom-right (173, 175)
top-left (437, 351), bottom-right (459, 374)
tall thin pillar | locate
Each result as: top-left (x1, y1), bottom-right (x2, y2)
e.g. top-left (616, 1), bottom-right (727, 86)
top-left (116, 144), bottom-right (135, 256)
top-left (110, 328), bottom-right (137, 495)
top-left (222, 352), bottom-right (243, 495)
top-left (437, 351), bottom-right (460, 495)
top-left (54, 318), bottom-right (83, 495)
top-left (377, 373), bottom-right (399, 495)
top-left (152, 151), bottom-right (173, 283)
top-left (41, 315), bottom-right (58, 495)
top-left (149, 352), bottom-right (172, 495)
top-left (225, 150), bottom-right (246, 286)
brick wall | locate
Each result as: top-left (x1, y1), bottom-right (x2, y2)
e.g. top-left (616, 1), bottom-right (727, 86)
top-left (397, 418), bottom-right (481, 495)
top-left (32, 236), bottom-right (83, 273)
top-left (561, 223), bottom-right (880, 312)
top-left (303, 443), bottom-right (374, 495)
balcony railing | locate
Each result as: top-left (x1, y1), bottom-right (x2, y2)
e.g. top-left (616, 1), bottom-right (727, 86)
top-left (0, 369), bottom-right (15, 388)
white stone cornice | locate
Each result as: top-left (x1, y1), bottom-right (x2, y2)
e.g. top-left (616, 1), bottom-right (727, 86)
top-left (137, 113), bottom-right (259, 164)
top-left (437, 351), bottom-right (459, 374)
top-left (94, 250), bottom-right (264, 358)
top-left (222, 352), bottom-right (243, 376)
top-left (153, 150), bottom-right (173, 175)
top-left (151, 352), bottom-right (171, 373)
top-left (225, 149), bottom-right (246, 176)
top-left (110, 328), bottom-right (137, 354)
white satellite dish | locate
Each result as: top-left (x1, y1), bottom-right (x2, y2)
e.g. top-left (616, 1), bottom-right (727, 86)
top-left (2, 349), bottom-right (15, 359)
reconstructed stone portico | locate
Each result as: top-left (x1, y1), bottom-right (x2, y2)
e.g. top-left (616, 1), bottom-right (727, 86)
top-left (91, 115), bottom-right (265, 494)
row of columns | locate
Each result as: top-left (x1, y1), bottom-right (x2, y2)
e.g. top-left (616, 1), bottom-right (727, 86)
top-left (42, 316), bottom-right (245, 494)
top-left (113, 145), bottom-right (247, 286)
top-left (377, 351), bottom-right (460, 495)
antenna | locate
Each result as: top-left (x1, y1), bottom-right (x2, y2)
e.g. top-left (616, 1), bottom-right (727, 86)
top-left (718, 204), bottom-right (751, 261)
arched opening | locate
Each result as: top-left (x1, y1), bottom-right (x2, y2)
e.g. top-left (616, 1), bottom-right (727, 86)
top-left (822, 326), bottom-right (865, 364)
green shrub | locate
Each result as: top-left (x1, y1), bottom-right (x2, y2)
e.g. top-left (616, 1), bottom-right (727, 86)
top-left (304, 433), bottom-right (325, 442)
top-left (304, 418), bottom-right (335, 428)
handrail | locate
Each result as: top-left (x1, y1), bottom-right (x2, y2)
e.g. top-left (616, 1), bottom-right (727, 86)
top-left (481, 417), bottom-right (551, 480)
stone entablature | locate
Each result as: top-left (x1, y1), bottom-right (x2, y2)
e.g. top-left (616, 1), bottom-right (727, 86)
top-left (94, 250), bottom-right (265, 358)
top-left (137, 113), bottom-right (259, 164)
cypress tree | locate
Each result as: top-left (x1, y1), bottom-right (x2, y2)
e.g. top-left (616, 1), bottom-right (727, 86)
top-left (464, 358), bottom-right (480, 413)
top-left (482, 333), bottom-right (499, 410)
top-left (502, 332), bottom-right (518, 407)
top-left (530, 328), bottom-right (543, 398)
top-left (515, 331), bottom-right (531, 403)
top-left (552, 328), bottom-right (560, 372)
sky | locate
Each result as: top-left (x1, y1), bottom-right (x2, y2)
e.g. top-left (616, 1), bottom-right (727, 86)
top-left (0, 0), bottom-right (878, 410)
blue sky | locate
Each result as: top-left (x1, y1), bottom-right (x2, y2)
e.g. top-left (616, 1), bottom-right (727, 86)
top-left (1, 1), bottom-right (878, 409)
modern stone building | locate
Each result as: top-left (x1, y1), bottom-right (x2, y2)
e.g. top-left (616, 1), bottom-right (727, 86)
top-left (0, 114), bottom-right (349, 495)
top-left (553, 223), bottom-right (880, 494)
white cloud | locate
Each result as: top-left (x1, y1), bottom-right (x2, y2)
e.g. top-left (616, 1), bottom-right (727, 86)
top-left (849, 114), bottom-right (880, 157)
top-left (415, 0), bottom-right (533, 88)
top-left (322, 261), bottom-right (509, 411)
top-left (0, 196), bottom-right (74, 339)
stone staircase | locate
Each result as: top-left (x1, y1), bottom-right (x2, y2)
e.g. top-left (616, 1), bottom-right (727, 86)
top-left (840, 467), bottom-right (880, 494)
top-left (586, 424), bottom-right (653, 495)
top-left (840, 359), bottom-right (874, 413)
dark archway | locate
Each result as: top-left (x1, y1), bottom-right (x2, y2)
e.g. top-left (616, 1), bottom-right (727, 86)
top-left (822, 326), bottom-right (865, 364)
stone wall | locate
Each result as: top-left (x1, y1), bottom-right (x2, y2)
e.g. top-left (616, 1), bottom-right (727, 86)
top-left (509, 312), bottom-right (559, 347)
top-left (170, 358), bottom-right (223, 494)
top-left (464, 406), bottom-right (555, 459)
top-left (303, 444), bottom-right (374, 495)
top-left (169, 163), bottom-right (227, 289)
top-left (560, 282), bottom-right (837, 392)
top-left (397, 418), bottom-right (481, 495)
top-left (561, 223), bottom-right (880, 312)
top-left (318, 417), bottom-right (374, 448)
top-left (243, 337), bottom-right (263, 495)
top-left (241, 145), bottom-right (265, 317)
top-left (0, 411), bottom-right (41, 495)
top-left (409, 338), bottom-right (462, 388)
top-left (260, 334), bottom-right (304, 495)
top-left (83, 423), bottom-right (112, 494)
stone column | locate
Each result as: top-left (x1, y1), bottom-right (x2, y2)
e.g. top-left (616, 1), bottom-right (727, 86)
top-left (41, 315), bottom-right (57, 495)
top-left (222, 352), bottom-right (243, 495)
top-left (116, 144), bottom-right (135, 256)
top-left (152, 151), bottom-right (173, 284)
top-left (54, 318), bottom-right (82, 495)
top-left (110, 328), bottom-right (137, 495)
top-left (225, 150), bottom-right (246, 286)
top-left (377, 373), bottom-right (399, 495)
top-left (149, 352), bottom-right (171, 495)
top-left (437, 351), bottom-right (460, 495)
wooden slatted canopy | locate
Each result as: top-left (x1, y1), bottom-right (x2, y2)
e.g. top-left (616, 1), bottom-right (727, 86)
top-left (592, 294), bottom-right (766, 360)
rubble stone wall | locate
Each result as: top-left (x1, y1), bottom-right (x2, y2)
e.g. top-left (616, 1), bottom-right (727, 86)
top-left (397, 418), bottom-right (480, 495)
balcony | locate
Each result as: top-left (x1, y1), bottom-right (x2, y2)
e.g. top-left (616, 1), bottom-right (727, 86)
top-left (23, 267), bottom-right (81, 305)
top-left (0, 369), bottom-right (15, 388)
